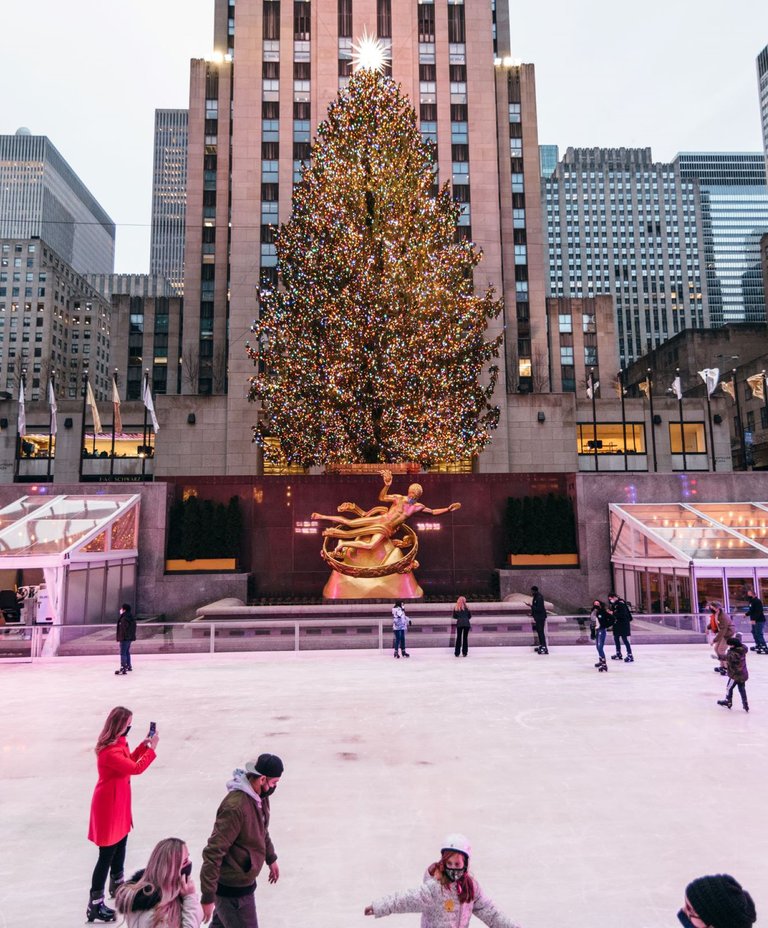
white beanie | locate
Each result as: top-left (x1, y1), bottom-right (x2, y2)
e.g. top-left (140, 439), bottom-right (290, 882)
top-left (441, 834), bottom-right (471, 860)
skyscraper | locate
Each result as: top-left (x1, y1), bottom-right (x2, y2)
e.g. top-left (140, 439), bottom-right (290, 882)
top-left (758, 45), bottom-right (768, 165)
top-left (675, 152), bottom-right (768, 326)
top-left (150, 110), bottom-right (188, 295)
top-left (544, 147), bottom-right (707, 365)
top-left (181, 0), bottom-right (547, 473)
top-left (539, 144), bottom-right (558, 179)
top-left (0, 130), bottom-right (115, 274)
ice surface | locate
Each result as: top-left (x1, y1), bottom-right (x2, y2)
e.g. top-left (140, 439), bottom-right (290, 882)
top-left (1, 644), bottom-right (766, 928)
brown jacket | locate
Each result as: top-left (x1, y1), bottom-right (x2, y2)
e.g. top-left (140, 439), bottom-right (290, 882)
top-left (200, 787), bottom-right (277, 904)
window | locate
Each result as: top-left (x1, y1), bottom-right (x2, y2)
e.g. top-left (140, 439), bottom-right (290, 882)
top-left (558, 314), bottom-right (571, 333)
top-left (668, 422), bottom-right (706, 454)
top-left (577, 423), bottom-right (646, 455)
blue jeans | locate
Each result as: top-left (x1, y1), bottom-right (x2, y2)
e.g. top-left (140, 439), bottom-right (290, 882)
top-left (119, 640), bottom-right (132, 669)
top-left (752, 622), bottom-right (766, 648)
top-left (393, 629), bottom-right (406, 654)
top-left (595, 627), bottom-right (607, 660)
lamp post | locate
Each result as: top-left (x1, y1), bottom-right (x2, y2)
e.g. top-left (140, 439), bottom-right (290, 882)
top-left (647, 368), bottom-right (658, 473)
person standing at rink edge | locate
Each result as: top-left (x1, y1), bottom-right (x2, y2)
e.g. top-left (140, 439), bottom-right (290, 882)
top-left (745, 588), bottom-right (767, 654)
top-left (530, 586), bottom-right (548, 655)
top-left (607, 593), bottom-right (634, 663)
top-left (115, 603), bottom-right (136, 675)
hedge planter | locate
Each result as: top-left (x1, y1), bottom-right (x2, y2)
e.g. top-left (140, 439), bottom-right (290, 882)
top-left (166, 558), bottom-right (238, 573)
top-left (507, 554), bottom-right (579, 568)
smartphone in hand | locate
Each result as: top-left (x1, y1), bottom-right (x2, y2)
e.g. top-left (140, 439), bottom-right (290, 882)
top-left (147, 721), bottom-right (156, 739)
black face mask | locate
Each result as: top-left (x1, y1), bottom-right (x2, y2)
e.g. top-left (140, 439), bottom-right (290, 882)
top-left (121, 726), bottom-right (131, 737)
top-left (262, 785), bottom-right (277, 797)
top-left (181, 863), bottom-right (193, 879)
top-left (445, 866), bottom-right (466, 883)
top-left (678, 910), bottom-right (698, 928)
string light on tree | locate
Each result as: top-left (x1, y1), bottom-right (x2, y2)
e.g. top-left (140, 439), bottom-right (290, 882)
top-left (247, 69), bottom-right (502, 468)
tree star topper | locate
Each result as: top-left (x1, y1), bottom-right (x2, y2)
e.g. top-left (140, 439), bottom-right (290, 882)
top-left (351, 29), bottom-right (391, 74)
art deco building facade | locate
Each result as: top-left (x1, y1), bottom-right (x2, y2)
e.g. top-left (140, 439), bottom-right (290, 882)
top-left (674, 152), bottom-right (768, 326)
top-left (544, 147), bottom-right (708, 367)
top-left (181, 0), bottom-right (548, 473)
top-left (758, 45), bottom-right (768, 165)
top-left (0, 131), bottom-right (115, 275)
top-left (150, 110), bottom-right (188, 295)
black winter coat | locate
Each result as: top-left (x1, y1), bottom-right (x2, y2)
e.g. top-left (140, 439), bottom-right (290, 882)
top-left (746, 596), bottom-right (765, 622)
top-left (609, 599), bottom-right (632, 635)
top-left (116, 609), bottom-right (137, 642)
top-left (530, 593), bottom-right (547, 621)
top-left (453, 607), bottom-right (471, 629)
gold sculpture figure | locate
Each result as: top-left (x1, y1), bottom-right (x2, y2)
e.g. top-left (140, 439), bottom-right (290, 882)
top-left (311, 469), bottom-right (461, 600)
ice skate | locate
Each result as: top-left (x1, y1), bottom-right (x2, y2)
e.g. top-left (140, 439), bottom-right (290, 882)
top-left (596, 658), bottom-right (607, 672)
top-left (538, 647), bottom-right (549, 655)
top-left (86, 895), bottom-right (116, 923)
top-left (717, 699), bottom-right (732, 710)
top-left (611, 653), bottom-right (623, 660)
top-left (624, 654), bottom-right (634, 663)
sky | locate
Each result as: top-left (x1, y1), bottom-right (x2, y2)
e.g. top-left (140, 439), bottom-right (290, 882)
top-left (1, 0), bottom-right (767, 273)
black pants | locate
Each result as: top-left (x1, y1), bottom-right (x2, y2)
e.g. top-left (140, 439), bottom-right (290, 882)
top-left (726, 679), bottom-right (748, 707)
top-left (613, 629), bottom-right (632, 655)
top-left (90, 834), bottom-right (128, 897)
top-left (534, 618), bottom-right (547, 649)
top-left (454, 626), bottom-right (469, 656)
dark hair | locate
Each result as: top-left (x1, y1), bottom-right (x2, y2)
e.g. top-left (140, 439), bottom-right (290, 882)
top-left (530, 586), bottom-right (538, 593)
top-left (726, 637), bottom-right (742, 647)
top-left (394, 600), bottom-right (402, 607)
top-left (121, 603), bottom-right (132, 612)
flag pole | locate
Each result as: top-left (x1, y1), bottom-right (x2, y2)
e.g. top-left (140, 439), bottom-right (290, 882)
top-left (763, 370), bottom-right (768, 461)
top-left (733, 368), bottom-right (747, 470)
top-left (677, 367), bottom-right (687, 472)
top-left (705, 383), bottom-right (716, 473)
top-left (14, 369), bottom-right (26, 483)
top-left (141, 370), bottom-right (149, 479)
top-left (47, 372), bottom-right (55, 482)
top-left (619, 368), bottom-right (628, 472)
top-left (647, 368), bottom-right (658, 473)
top-left (79, 368), bottom-right (88, 481)
top-left (590, 367), bottom-right (599, 473)
top-left (110, 369), bottom-right (118, 477)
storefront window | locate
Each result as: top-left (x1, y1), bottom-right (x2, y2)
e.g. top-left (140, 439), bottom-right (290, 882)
top-left (726, 577), bottom-right (752, 614)
top-left (82, 431), bottom-right (154, 459)
top-left (696, 576), bottom-right (724, 612)
top-left (669, 422), bottom-right (706, 453)
top-left (18, 432), bottom-right (54, 458)
top-left (577, 423), bottom-right (645, 455)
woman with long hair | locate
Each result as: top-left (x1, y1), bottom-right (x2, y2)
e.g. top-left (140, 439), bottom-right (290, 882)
top-left (115, 837), bottom-right (202, 928)
top-left (709, 601), bottom-right (735, 676)
top-left (86, 706), bottom-right (159, 923)
top-left (453, 596), bottom-right (471, 658)
top-left (364, 834), bottom-right (522, 927)
top-left (590, 599), bottom-right (613, 672)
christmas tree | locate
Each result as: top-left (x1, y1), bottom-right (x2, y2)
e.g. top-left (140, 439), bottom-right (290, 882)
top-left (248, 66), bottom-right (502, 467)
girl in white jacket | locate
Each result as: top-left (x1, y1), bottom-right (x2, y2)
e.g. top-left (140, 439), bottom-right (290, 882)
top-left (114, 837), bottom-right (202, 928)
top-left (364, 834), bottom-right (522, 928)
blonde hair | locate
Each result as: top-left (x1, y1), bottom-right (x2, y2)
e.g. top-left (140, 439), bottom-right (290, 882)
top-left (455, 596), bottom-right (467, 610)
top-left (116, 837), bottom-right (187, 927)
top-left (95, 706), bottom-right (132, 754)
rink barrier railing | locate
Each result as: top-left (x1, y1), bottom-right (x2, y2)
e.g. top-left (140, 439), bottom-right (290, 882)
top-left (0, 611), bottom-right (749, 662)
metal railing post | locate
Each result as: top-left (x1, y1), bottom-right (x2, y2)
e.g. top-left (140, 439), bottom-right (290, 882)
top-left (209, 623), bottom-right (215, 655)
top-left (295, 622), bottom-right (300, 652)
top-left (378, 620), bottom-right (383, 651)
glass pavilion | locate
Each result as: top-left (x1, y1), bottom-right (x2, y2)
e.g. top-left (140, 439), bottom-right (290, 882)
top-left (0, 495), bottom-right (140, 634)
top-left (610, 502), bottom-right (768, 614)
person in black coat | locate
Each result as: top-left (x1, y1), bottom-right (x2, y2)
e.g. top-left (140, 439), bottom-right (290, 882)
top-left (530, 586), bottom-right (548, 655)
top-left (745, 589), bottom-right (766, 654)
top-left (452, 595), bottom-right (471, 657)
top-left (116, 603), bottom-right (136, 676)
top-left (717, 636), bottom-right (750, 712)
top-left (607, 593), bottom-right (634, 663)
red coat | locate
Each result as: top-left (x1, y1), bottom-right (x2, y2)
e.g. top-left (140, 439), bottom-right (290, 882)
top-left (87, 737), bottom-right (156, 847)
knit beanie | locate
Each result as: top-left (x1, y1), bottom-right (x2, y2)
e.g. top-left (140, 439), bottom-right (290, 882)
top-left (685, 875), bottom-right (756, 928)
top-left (246, 753), bottom-right (284, 778)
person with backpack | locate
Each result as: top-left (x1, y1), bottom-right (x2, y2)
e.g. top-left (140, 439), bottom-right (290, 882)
top-left (607, 593), bottom-right (634, 663)
top-left (392, 600), bottom-right (410, 658)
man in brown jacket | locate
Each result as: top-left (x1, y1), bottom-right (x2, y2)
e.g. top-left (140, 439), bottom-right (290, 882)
top-left (201, 753), bottom-right (284, 927)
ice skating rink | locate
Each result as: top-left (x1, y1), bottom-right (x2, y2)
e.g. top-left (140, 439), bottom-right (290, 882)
top-left (1, 644), bottom-right (766, 928)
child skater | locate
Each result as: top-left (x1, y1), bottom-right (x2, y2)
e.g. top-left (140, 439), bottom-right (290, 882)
top-left (364, 834), bottom-right (522, 928)
top-left (717, 636), bottom-right (750, 712)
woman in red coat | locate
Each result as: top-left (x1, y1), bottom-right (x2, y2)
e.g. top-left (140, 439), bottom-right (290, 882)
top-left (87, 705), bottom-right (159, 923)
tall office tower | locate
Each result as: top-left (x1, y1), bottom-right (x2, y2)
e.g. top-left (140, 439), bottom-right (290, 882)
top-left (150, 110), bottom-right (188, 295)
top-left (182, 0), bottom-right (547, 473)
top-left (539, 144), bottom-right (558, 179)
top-left (0, 130), bottom-right (115, 274)
top-left (759, 46), bottom-right (768, 164)
top-left (675, 153), bottom-right (768, 325)
top-left (544, 147), bottom-right (708, 366)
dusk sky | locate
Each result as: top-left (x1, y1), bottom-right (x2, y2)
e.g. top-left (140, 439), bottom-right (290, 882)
top-left (2, 0), bottom-right (766, 272)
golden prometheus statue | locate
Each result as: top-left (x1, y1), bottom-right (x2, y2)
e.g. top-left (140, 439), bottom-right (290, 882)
top-left (312, 469), bottom-right (461, 600)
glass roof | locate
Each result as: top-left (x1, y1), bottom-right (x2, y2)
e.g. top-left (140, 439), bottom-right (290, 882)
top-left (0, 495), bottom-right (139, 560)
top-left (611, 502), bottom-right (768, 563)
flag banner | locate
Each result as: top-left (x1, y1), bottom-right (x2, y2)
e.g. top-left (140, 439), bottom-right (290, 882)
top-left (721, 379), bottom-right (736, 401)
top-left (86, 381), bottom-right (102, 434)
top-left (112, 379), bottom-right (123, 435)
top-left (586, 372), bottom-right (599, 400)
top-left (638, 379), bottom-right (650, 398)
top-left (746, 373), bottom-right (765, 401)
top-left (143, 378), bottom-right (160, 432)
top-left (614, 380), bottom-right (627, 398)
top-left (17, 379), bottom-right (26, 437)
top-left (697, 367), bottom-right (720, 397)
top-left (670, 376), bottom-right (682, 401)
top-left (48, 381), bottom-right (57, 436)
